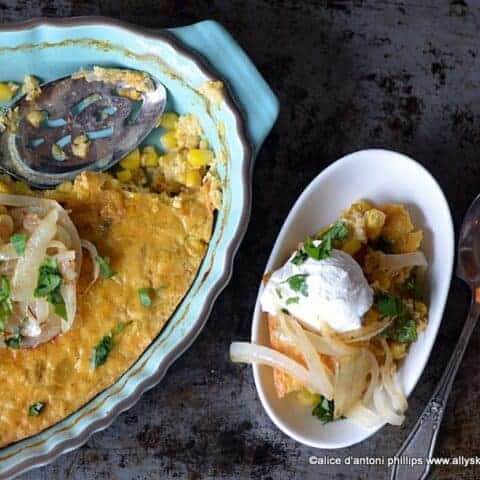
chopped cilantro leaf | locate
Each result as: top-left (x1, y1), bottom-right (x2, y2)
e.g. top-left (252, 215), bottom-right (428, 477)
top-left (34, 258), bottom-right (67, 320)
top-left (320, 221), bottom-right (349, 243)
top-left (34, 258), bottom-right (62, 297)
top-left (48, 290), bottom-right (67, 320)
top-left (0, 276), bottom-right (13, 332)
top-left (95, 255), bottom-right (116, 279)
top-left (313, 221), bottom-right (349, 259)
top-left (92, 322), bottom-right (130, 369)
top-left (286, 274), bottom-right (309, 296)
top-left (291, 249), bottom-right (308, 265)
top-left (312, 395), bottom-right (334, 424)
top-left (113, 321), bottom-right (132, 335)
top-left (383, 315), bottom-right (418, 343)
top-left (28, 402), bottom-right (45, 416)
top-left (5, 333), bottom-right (22, 349)
top-left (286, 297), bottom-right (299, 305)
top-left (292, 222), bottom-right (349, 265)
top-left (0, 275), bottom-right (11, 302)
top-left (375, 293), bottom-right (406, 318)
top-left (92, 334), bottom-right (113, 369)
top-left (138, 287), bottom-right (153, 307)
top-left (303, 236), bottom-right (327, 261)
top-left (376, 293), bottom-right (418, 343)
top-left (403, 270), bottom-right (424, 300)
top-left (11, 233), bottom-right (27, 256)
top-left (374, 235), bottom-right (394, 254)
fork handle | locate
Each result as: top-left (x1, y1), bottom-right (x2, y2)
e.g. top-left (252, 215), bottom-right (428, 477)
top-left (390, 300), bottom-right (480, 480)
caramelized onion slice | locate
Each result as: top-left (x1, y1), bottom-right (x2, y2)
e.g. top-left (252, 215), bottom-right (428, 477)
top-left (81, 239), bottom-right (100, 292)
top-left (379, 251), bottom-right (427, 271)
top-left (12, 208), bottom-right (58, 302)
top-left (0, 194), bottom-right (82, 274)
top-left (230, 342), bottom-right (331, 397)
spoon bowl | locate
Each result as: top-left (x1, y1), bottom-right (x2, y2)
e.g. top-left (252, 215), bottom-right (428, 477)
top-left (0, 69), bottom-right (166, 188)
top-left (251, 149), bottom-right (454, 448)
top-left (457, 193), bottom-right (480, 286)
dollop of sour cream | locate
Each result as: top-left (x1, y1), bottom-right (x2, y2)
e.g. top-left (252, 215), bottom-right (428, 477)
top-left (260, 246), bottom-right (374, 333)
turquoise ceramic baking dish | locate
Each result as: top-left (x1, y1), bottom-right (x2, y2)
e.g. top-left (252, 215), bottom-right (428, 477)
top-left (0, 17), bottom-right (278, 478)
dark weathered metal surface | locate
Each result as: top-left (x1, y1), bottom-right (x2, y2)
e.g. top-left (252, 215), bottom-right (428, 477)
top-left (1, 1), bottom-right (479, 478)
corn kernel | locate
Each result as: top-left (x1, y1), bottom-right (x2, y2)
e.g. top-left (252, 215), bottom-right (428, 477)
top-left (0, 182), bottom-right (11, 194)
top-left (13, 182), bottom-right (31, 194)
top-left (141, 145), bottom-right (159, 167)
top-left (120, 148), bottom-right (141, 170)
top-left (185, 169), bottom-right (202, 187)
top-left (158, 152), bottom-right (178, 164)
top-left (414, 301), bottom-right (427, 317)
top-left (161, 130), bottom-right (178, 150)
top-left (365, 208), bottom-right (386, 240)
top-left (57, 181), bottom-right (73, 193)
top-left (72, 134), bottom-right (90, 158)
top-left (0, 83), bottom-right (16, 102)
top-left (157, 112), bottom-right (179, 130)
top-left (25, 110), bottom-right (45, 128)
top-left (341, 237), bottom-right (362, 255)
top-left (352, 200), bottom-right (373, 213)
top-left (187, 149), bottom-right (213, 169)
top-left (390, 342), bottom-right (407, 360)
top-left (116, 169), bottom-right (132, 182)
top-left (296, 388), bottom-right (321, 407)
top-left (115, 87), bottom-right (141, 100)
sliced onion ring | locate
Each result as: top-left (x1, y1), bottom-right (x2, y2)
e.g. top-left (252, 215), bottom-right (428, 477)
top-left (81, 239), bottom-right (100, 292)
top-left (230, 342), bottom-right (331, 397)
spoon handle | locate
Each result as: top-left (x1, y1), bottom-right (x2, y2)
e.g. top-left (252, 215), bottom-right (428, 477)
top-left (390, 300), bottom-right (480, 480)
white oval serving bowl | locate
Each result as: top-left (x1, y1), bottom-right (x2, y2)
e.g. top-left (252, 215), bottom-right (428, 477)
top-left (251, 148), bottom-right (455, 449)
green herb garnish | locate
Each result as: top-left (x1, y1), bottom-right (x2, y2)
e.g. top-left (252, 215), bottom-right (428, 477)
top-left (292, 222), bottom-right (349, 265)
top-left (49, 290), bottom-right (67, 320)
top-left (92, 322), bottom-right (131, 369)
top-left (112, 321), bottom-right (132, 335)
top-left (0, 275), bottom-right (13, 331)
top-left (95, 256), bottom-right (116, 279)
top-left (34, 258), bottom-right (66, 320)
top-left (374, 235), bottom-right (394, 254)
top-left (92, 334), bottom-right (113, 369)
top-left (286, 297), bottom-right (299, 305)
top-left (315, 221), bottom-right (349, 257)
top-left (291, 249), bottom-right (308, 265)
top-left (384, 315), bottom-right (418, 343)
top-left (403, 270), bottom-right (424, 300)
top-left (28, 402), bottom-right (45, 417)
top-left (376, 293), bottom-right (418, 343)
top-left (286, 274), bottom-right (309, 296)
top-left (138, 287), bottom-right (153, 307)
top-left (10, 233), bottom-right (27, 256)
top-left (312, 395), bottom-right (334, 423)
top-left (34, 258), bottom-right (62, 297)
top-left (5, 333), bottom-right (22, 349)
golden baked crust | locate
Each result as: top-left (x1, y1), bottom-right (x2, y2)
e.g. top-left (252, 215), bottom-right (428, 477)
top-left (0, 172), bottom-right (214, 447)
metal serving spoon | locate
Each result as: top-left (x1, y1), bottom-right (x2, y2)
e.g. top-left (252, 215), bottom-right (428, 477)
top-left (0, 69), bottom-right (166, 188)
top-left (391, 194), bottom-right (480, 480)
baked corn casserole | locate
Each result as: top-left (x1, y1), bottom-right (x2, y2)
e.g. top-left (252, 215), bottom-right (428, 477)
top-left (0, 73), bottom-right (222, 446)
